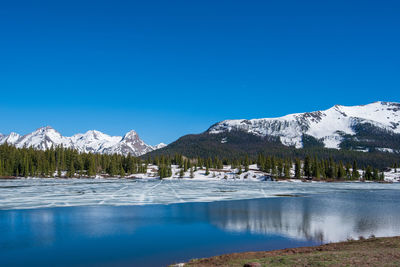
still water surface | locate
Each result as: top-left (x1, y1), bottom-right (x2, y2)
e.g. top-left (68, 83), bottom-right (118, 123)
top-left (0, 181), bottom-right (400, 266)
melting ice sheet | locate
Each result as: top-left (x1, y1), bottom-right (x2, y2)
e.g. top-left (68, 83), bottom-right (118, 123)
top-left (1, 178), bottom-right (400, 210)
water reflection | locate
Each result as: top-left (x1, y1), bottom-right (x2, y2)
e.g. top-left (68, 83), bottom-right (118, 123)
top-left (207, 190), bottom-right (400, 242)
top-left (1, 190), bottom-right (400, 266)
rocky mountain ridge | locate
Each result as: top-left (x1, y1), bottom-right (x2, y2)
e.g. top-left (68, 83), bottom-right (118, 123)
top-left (0, 127), bottom-right (166, 156)
top-left (207, 101), bottom-right (400, 151)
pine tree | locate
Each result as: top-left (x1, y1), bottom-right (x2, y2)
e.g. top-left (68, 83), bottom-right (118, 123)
top-left (295, 159), bottom-right (301, 179)
top-left (257, 153), bottom-right (265, 169)
top-left (271, 157), bottom-right (276, 175)
top-left (179, 168), bottom-right (184, 178)
top-left (352, 161), bottom-right (360, 180)
top-left (337, 161), bottom-right (345, 180)
top-left (158, 165), bottom-right (166, 179)
top-left (312, 159), bottom-right (320, 179)
top-left (244, 155), bottom-right (249, 172)
top-left (372, 168), bottom-right (379, 180)
top-left (119, 165), bottom-right (125, 177)
top-left (277, 160), bottom-right (283, 178)
top-left (205, 165), bottom-right (210, 176)
top-left (345, 163), bottom-right (351, 179)
top-left (271, 164), bottom-right (277, 177)
top-left (365, 166), bottom-right (373, 180)
top-left (284, 160), bottom-right (290, 178)
top-left (265, 157), bottom-right (271, 173)
top-left (67, 159), bottom-right (75, 178)
top-left (304, 156), bottom-right (311, 178)
top-left (23, 158), bottom-right (29, 177)
top-left (87, 156), bottom-right (96, 177)
top-left (190, 167), bottom-right (194, 178)
top-left (184, 160), bottom-right (188, 172)
top-left (167, 165), bottom-right (172, 177)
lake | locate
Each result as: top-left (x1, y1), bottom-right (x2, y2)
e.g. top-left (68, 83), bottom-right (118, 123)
top-left (1, 179), bottom-right (400, 266)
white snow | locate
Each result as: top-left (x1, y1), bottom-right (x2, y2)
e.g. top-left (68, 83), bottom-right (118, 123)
top-left (70, 130), bottom-right (122, 153)
top-left (0, 127), bottom-right (166, 156)
top-left (154, 164), bottom-right (269, 181)
top-left (375, 147), bottom-right (399, 153)
top-left (152, 143), bottom-right (167, 149)
top-left (208, 101), bottom-right (400, 149)
top-left (339, 101), bottom-right (400, 133)
top-left (384, 168), bottom-right (400, 182)
top-left (0, 176), bottom-right (399, 210)
top-left (0, 132), bottom-right (21, 145)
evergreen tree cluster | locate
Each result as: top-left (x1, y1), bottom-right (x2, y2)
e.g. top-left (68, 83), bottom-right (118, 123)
top-left (146, 131), bottom-right (400, 170)
top-left (151, 153), bottom-right (389, 181)
top-left (255, 153), bottom-right (385, 181)
top-left (0, 144), bottom-right (146, 178)
top-left (0, 144), bottom-right (393, 182)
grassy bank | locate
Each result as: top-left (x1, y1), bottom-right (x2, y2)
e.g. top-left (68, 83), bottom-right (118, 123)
top-left (183, 236), bottom-right (400, 267)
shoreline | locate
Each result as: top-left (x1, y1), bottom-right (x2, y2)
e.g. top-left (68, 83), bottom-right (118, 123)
top-left (0, 175), bottom-right (397, 183)
top-left (181, 236), bottom-right (400, 267)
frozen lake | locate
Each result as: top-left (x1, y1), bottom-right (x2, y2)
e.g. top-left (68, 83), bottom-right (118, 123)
top-left (1, 179), bottom-right (400, 266)
top-left (1, 178), bottom-right (400, 210)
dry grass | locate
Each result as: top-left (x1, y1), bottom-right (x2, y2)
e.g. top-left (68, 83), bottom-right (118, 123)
top-left (184, 236), bottom-right (400, 267)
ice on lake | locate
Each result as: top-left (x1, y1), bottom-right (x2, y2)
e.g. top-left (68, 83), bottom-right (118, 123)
top-left (1, 178), bottom-right (400, 210)
top-left (1, 178), bottom-right (400, 266)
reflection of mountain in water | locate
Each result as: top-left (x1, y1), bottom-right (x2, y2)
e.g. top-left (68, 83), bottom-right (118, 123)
top-left (207, 193), bottom-right (400, 242)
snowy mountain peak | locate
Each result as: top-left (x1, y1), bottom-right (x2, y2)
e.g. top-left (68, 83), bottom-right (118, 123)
top-left (84, 130), bottom-right (103, 137)
top-left (8, 132), bottom-right (21, 138)
top-left (77, 130), bottom-right (118, 142)
top-left (122, 130), bottom-right (139, 141)
top-left (0, 127), bottom-right (164, 156)
top-left (208, 101), bottom-right (400, 150)
top-left (153, 143), bottom-right (167, 149)
top-left (32, 126), bottom-right (60, 135)
top-left (0, 132), bottom-right (21, 145)
top-left (37, 125), bottom-right (55, 131)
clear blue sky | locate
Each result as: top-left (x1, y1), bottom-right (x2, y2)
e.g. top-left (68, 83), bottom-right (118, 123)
top-left (1, 0), bottom-right (399, 145)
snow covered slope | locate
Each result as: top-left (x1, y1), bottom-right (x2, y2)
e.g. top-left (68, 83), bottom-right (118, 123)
top-left (0, 127), bottom-right (164, 156)
top-left (208, 101), bottom-right (400, 149)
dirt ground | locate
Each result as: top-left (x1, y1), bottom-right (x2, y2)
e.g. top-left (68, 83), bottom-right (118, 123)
top-left (183, 236), bottom-right (400, 267)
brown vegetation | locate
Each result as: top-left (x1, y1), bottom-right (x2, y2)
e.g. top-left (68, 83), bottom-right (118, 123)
top-left (184, 236), bottom-right (400, 267)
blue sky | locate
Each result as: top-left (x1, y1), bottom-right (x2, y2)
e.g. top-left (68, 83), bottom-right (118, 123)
top-left (1, 0), bottom-right (399, 145)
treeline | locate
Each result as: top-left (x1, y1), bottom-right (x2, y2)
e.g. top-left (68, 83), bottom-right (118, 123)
top-left (0, 144), bottom-right (397, 181)
top-left (340, 123), bottom-right (400, 151)
top-left (151, 153), bottom-right (392, 181)
top-left (0, 144), bottom-right (147, 178)
top-left (146, 131), bottom-right (400, 170)
top-left (257, 154), bottom-right (384, 181)
top-left (152, 154), bottom-right (224, 178)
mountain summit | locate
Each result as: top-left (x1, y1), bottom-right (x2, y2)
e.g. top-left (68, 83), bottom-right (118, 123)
top-left (207, 101), bottom-right (400, 150)
top-left (0, 127), bottom-right (165, 156)
top-left (149, 101), bottom-right (400, 159)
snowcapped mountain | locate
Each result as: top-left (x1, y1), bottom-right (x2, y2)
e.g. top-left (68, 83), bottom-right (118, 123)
top-left (207, 101), bottom-right (400, 150)
top-left (152, 143), bottom-right (167, 150)
top-left (0, 127), bottom-right (165, 156)
top-left (102, 130), bottom-right (154, 155)
top-left (0, 132), bottom-right (21, 145)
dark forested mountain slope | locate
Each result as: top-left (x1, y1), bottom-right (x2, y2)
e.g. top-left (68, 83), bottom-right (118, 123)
top-left (146, 102), bottom-right (400, 168)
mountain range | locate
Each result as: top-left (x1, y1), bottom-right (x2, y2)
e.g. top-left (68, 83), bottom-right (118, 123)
top-left (208, 101), bottom-right (400, 151)
top-left (1, 101), bottom-right (400, 159)
top-left (0, 127), bottom-right (166, 156)
top-left (149, 101), bottom-right (400, 160)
